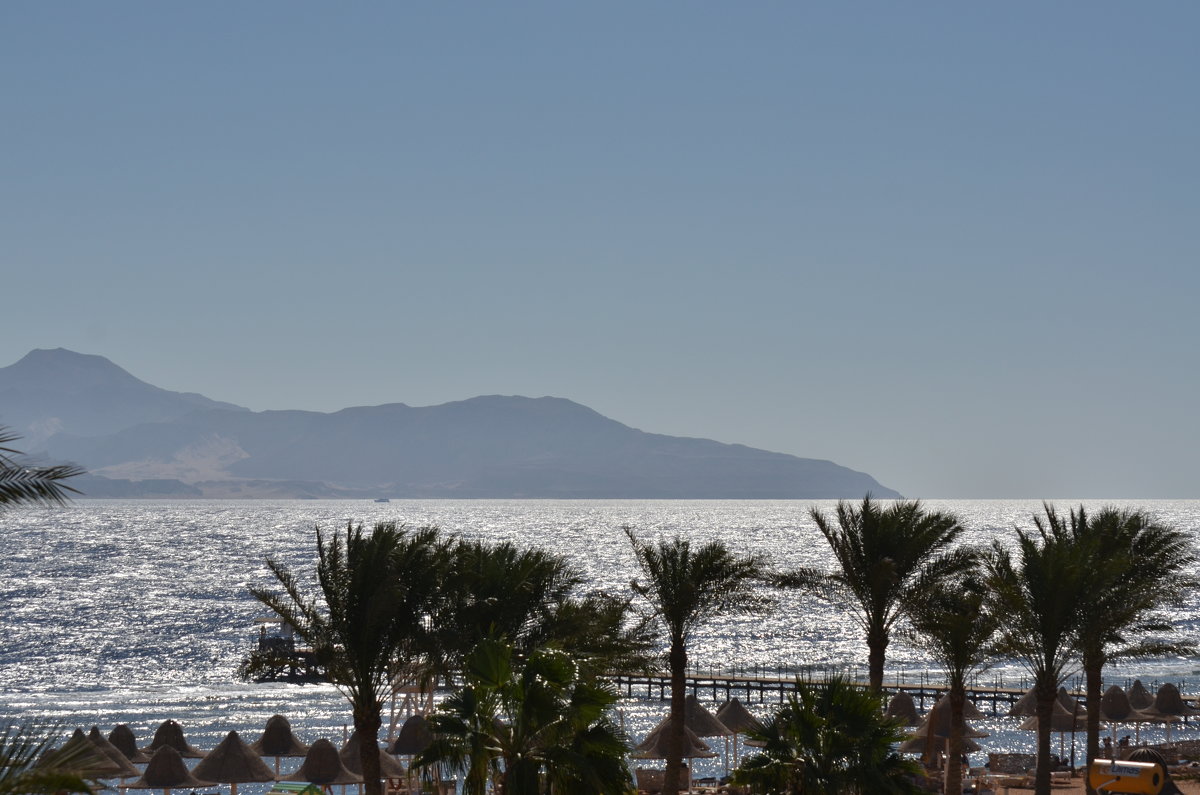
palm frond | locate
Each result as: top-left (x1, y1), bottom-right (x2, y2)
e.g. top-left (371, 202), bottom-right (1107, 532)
top-left (0, 427), bottom-right (84, 508)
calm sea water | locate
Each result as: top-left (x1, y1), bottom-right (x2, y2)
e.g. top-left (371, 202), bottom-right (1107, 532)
top-left (4, 499), bottom-right (1200, 786)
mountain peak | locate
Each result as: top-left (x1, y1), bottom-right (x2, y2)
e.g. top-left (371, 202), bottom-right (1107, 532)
top-left (0, 348), bottom-right (246, 442)
top-left (8, 348), bottom-right (147, 390)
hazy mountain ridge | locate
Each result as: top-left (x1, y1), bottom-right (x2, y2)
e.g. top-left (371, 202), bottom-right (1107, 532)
top-left (2, 349), bottom-right (901, 499)
top-left (0, 348), bottom-right (246, 445)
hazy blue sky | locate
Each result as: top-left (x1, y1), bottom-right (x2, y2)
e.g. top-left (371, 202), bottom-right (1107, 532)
top-left (4, 3), bottom-right (1198, 498)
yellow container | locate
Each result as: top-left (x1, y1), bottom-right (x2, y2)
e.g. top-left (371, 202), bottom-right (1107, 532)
top-left (1087, 759), bottom-right (1163, 794)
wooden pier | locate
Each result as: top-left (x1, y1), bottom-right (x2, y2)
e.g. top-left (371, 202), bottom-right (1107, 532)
top-left (608, 669), bottom-right (1078, 715)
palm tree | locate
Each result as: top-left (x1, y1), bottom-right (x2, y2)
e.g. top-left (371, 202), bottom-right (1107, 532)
top-left (903, 554), bottom-right (996, 795)
top-left (732, 675), bottom-right (922, 794)
top-left (985, 507), bottom-right (1092, 795)
top-left (0, 426), bottom-right (83, 508)
top-left (1058, 506), bottom-right (1198, 794)
top-left (625, 527), bottom-right (770, 795)
top-left (424, 537), bottom-right (654, 684)
top-left (417, 639), bottom-right (629, 795)
top-left (251, 522), bottom-right (449, 795)
top-left (0, 722), bottom-right (99, 795)
top-left (793, 496), bottom-right (971, 692)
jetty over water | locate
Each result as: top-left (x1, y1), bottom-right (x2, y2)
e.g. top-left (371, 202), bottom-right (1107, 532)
top-left (607, 668), bottom-right (1199, 716)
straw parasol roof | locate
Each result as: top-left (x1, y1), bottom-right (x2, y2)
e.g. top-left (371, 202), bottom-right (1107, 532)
top-left (1016, 699), bottom-right (1088, 733)
top-left (1099, 685), bottom-right (1136, 723)
top-left (908, 714), bottom-right (989, 741)
top-left (284, 738), bottom-right (363, 786)
top-left (715, 698), bottom-right (763, 734)
top-left (1138, 683), bottom-right (1200, 720)
top-left (88, 726), bottom-right (143, 777)
top-left (1128, 680), bottom-right (1155, 710)
top-left (684, 695), bottom-right (733, 737)
top-left (903, 695), bottom-right (988, 762)
top-left (631, 719), bottom-right (718, 760)
top-left (1135, 683), bottom-right (1194, 744)
top-left (107, 724), bottom-right (151, 764)
top-left (339, 731), bottom-right (406, 778)
top-left (193, 730), bottom-right (277, 795)
top-left (128, 745), bottom-right (215, 791)
top-left (250, 715), bottom-right (309, 758)
top-left (919, 694), bottom-right (986, 729)
top-left (898, 735), bottom-right (983, 754)
top-left (1008, 687), bottom-right (1038, 717)
top-left (1057, 686), bottom-right (1080, 713)
top-left (42, 728), bottom-right (139, 779)
top-left (1008, 686), bottom-right (1078, 718)
top-left (389, 715), bottom-right (432, 756)
top-left (884, 693), bottom-right (921, 727)
top-left (145, 719), bottom-right (205, 759)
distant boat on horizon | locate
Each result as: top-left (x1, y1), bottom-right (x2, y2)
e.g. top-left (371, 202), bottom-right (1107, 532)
top-left (373, 497), bottom-right (390, 503)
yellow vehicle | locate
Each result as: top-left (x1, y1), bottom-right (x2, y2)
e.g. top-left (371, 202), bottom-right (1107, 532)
top-left (1088, 759), bottom-right (1164, 794)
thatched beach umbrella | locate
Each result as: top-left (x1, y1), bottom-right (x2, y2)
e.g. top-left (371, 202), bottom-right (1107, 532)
top-left (715, 697), bottom-right (763, 734)
top-left (884, 693), bottom-right (921, 727)
top-left (632, 719), bottom-right (716, 795)
top-left (284, 738), bottom-right (362, 788)
top-left (1136, 683), bottom-right (1196, 744)
top-left (683, 695), bottom-right (732, 738)
top-left (631, 719), bottom-right (717, 760)
top-left (88, 726), bottom-right (144, 777)
top-left (716, 698), bottom-right (764, 769)
top-left (898, 735), bottom-right (983, 755)
top-left (1128, 680), bottom-right (1155, 710)
top-left (42, 728), bottom-right (139, 780)
top-left (194, 730), bottom-right (277, 795)
top-left (108, 724), bottom-right (152, 764)
top-left (388, 715), bottom-right (431, 757)
top-left (1018, 699), bottom-right (1087, 764)
top-left (1008, 686), bottom-right (1079, 719)
top-left (905, 696), bottom-right (988, 768)
top-left (250, 715), bottom-right (309, 776)
top-left (1017, 702), bottom-right (1088, 734)
top-left (388, 715), bottom-right (432, 794)
top-left (339, 731), bottom-right (406, 779)
top-left (144, 719), bottom-right (204, 759)
top-left (1008, 686), bottom-right (1038, 717)
top-left (128, 745), bottom-right (215, 795)
top-left (1098, 684), bottom-right (1159, 747)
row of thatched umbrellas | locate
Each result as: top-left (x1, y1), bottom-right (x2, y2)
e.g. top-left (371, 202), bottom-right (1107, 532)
top-left (53, 682), bottom-right (1197, 792)
top-left (47, 714), bottom-right (436, 794)
top-left (883, 679), bottom-right (1200, 763)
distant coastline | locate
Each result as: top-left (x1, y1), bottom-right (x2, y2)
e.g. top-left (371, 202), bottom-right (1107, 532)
top-left (4, 348), bottom-right (902, 500)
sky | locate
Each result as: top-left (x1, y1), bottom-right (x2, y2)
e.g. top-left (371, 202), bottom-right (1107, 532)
top-left (3, 2), bottom-right (1198, 499)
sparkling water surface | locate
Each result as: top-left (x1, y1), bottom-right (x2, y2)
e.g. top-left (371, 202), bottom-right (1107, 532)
top-left (5, 499), bottom-right (1200, 787)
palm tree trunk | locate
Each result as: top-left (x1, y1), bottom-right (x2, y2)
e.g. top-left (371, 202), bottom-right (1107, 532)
top-left (663, 639), bottom-right (687, 795)
top-left (867, 624), bottom-right (887, 692)
top-left (1084, 659), bottom-right (1102, 795)
top-left (1034, 683), bottom-right (1056, 795)
top-left (945, 685), bottom-right (965, 795)
top-left (355, 708), bottom-right (384, 795)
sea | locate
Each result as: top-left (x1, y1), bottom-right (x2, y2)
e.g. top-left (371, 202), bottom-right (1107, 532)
top-left (5, 498), bottom-right (1200, 788)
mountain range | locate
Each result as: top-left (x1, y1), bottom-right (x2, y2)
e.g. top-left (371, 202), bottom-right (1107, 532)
top-left (0, 348), bottom-right (901, 499)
